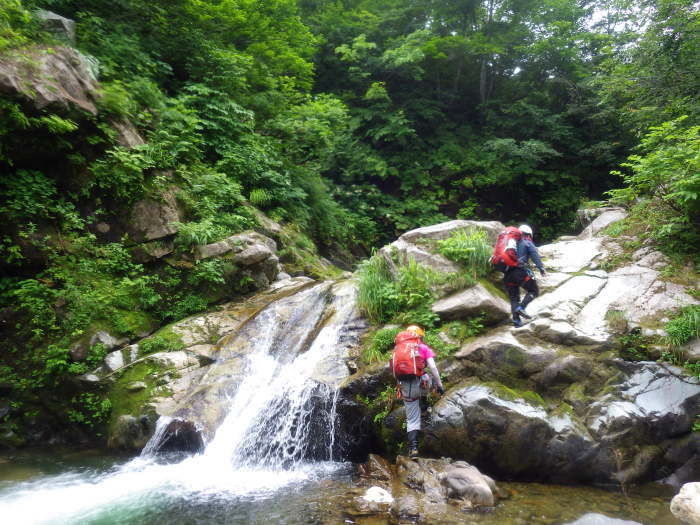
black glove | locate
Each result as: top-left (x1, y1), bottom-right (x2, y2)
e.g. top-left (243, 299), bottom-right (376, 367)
top-left (539, 268), bottom-right (546, 277)
top-left (437, 385), bottom-right (445, 396)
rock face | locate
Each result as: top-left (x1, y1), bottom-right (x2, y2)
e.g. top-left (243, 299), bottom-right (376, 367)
top-left (104, 278), bottom-right (368, 451)
top-left (0, 46), bottom-right (98, 113)
top-left (195, 230), bottom-right (282, 289)
top-left (341, 216), bottom-right (700, 486)
top-left (127, 188), bottom-right (183, 243)
top-left (671, 482), bottom-right (700, 525)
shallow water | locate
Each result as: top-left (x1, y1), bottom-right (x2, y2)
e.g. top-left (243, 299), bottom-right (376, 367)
top-left (0, 449), bottom-right (682, 525)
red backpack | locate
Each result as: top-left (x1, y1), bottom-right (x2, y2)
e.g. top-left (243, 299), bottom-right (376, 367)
top-left (390, 330), bottom-right (425, 379)
top-left (490, 226), bottom-right (522, 272)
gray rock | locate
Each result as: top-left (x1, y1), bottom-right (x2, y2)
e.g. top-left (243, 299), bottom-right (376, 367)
top-left (399, 220), bottom-right (504, 243)
top-left (249, 207), bottom-right (283, 239)
top-left (104, 350), bottom-right (125, 373)
top-left (148, 351), bottom-right (199, 371)
top-left (379, 238), bottom-right (462, 276)
top-left (563, 513), bottom-right (643, 525)
top-left (90, 330), bottom-right (127, 351)
top-left (127, 381), bottom-right (147, 392)
top-left (431, 283), bottom-right (510, 324)
top-left (390, 455), bottom-right (499, 517)
top-left (586, 362), bottom-right (700, 442)
top-left (538, 355), bottom-right (593, 387)
top-left (195, 231), bottom-right (277, 268)
top-left (577, 264), bottom-right (698, 339)
top-left (438, 461), bottom-right (496, 506)
top-left (0, 47), bottom-right (98, 113)
top-left (35, 10), bottom-right (76, 44)
top-left (111, 118), bottom-right (144, 148)
top-left (682, 339), bottom-right (700, 363)
top-left (76, 373), bottom-right (101, 384)
top-left (127, 187), bottom-right (182, 243)
top-left (69, 330), bottom-right (127, 362)
top-left (424, 384), bottom-right (593, 481)
top-left (577, 206), bottom-right (626, 227)
top-left (671, 482), bottom-right (700, 525)
top-left (457, 329), bottom-right (558, 378)
top-left (107, 415), bottom-right (154, 450)
top-left (578, 208), bottom-right (628, 239)
top-left (538, 239), bottom-right (606, 275)
top-left (131, 239), bottom-right (174, 262)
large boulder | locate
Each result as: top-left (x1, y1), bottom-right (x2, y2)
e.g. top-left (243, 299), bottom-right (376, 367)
top-left (398, 220), bottom-right (504, 244)
top-left (0, 46), bottom-right (98, 113)
top-left (671, 482), bottom-right (700, 525)
top-left (421, 360), bottom-right (700, 484)
top-left (379, 220), bottom-right (505, 279)
top-left (579, 208), bottom-right (628, 239)
top-left (586, 361), bottom-right (700, 445)
top-left (455, 329), bottom-right (558, 381)
top-left (423, 384), bottom-right (597, 482)
top-left (431, 283), bottom-right (509, 324)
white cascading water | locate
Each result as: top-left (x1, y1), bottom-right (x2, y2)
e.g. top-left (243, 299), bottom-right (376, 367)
top-left (0, 280), bottom-right (361, 525)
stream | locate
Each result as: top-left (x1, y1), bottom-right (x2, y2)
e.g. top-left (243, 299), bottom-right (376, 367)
top-left (0, 280), bottom-right (684, 524)
top-left (0, 448), bottom-right (681, 524)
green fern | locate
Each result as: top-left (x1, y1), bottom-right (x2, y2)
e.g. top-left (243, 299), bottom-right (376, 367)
top-left (249, 188), bottom-right (272, 207)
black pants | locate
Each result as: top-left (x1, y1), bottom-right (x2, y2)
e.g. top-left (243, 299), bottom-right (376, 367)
top-left (503, 268), bottom-right (539, 322)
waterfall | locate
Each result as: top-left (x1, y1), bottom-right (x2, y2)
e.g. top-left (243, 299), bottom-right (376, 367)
top-left (0, 279), bottom-right (364, 525)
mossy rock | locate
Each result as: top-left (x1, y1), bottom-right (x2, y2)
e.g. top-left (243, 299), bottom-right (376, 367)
top-left (106, 359), bottom-right (174, 449)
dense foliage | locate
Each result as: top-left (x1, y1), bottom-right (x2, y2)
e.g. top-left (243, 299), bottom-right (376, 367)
top-left (0, 0), bottom-right (698, 444)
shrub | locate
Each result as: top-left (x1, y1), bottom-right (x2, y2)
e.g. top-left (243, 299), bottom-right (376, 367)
top-left (361, 326), bottom-right (401, 364)
top-left (356, 254), bottom-right (397, 324)
top-left (357, 255), bottom-right (443, 326)
top-left (666, 305), bottom-right (700, 347)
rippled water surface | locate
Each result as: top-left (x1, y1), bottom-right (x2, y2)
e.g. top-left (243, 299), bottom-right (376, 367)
top-left (0, 450), bottom-right (682, 525)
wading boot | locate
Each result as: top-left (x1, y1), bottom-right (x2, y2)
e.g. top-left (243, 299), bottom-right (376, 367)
top-left (407, 430), bottom-right (419, 458)
top-left (515, 305), bottom-right (531, 319)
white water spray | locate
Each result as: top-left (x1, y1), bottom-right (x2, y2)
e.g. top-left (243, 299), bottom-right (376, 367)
top-left (0, 280), bottom-right (362, 525)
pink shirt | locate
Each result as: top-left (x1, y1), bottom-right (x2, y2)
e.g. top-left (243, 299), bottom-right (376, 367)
top-left (418, 343), bottom-right (435, 361)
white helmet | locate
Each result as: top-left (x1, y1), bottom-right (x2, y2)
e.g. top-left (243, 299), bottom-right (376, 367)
top-left (519, 224), bottom-right (533, 236)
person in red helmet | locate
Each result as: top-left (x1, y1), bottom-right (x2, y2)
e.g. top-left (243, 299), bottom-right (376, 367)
top-left (389, 324), bottom-right (445, 458)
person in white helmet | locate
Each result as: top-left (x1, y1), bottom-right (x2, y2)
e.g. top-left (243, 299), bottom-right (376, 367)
top-left (504, 224), bottom-right (546, 327)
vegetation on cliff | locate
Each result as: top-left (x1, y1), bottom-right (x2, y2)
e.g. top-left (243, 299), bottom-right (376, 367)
top-left (0, 0), bottom-right (698, 445)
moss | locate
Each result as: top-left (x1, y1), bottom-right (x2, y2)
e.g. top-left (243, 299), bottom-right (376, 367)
top-left (139, 326), bottom-right (184, 354)
top-left (483, 381), bottom-right (546, 407)
top-left (111, 310), bottom-right (156, 338)
top-left (106, 359), bottom-right (173, 433)
top-left (552, 401), bottom-right (575, 417)
top-left (563, 382), bottom-right (587, 406)
top-left (277, 225), bottom-right (343, 280)
top-left (478, 277), bottom-right (508, 301)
